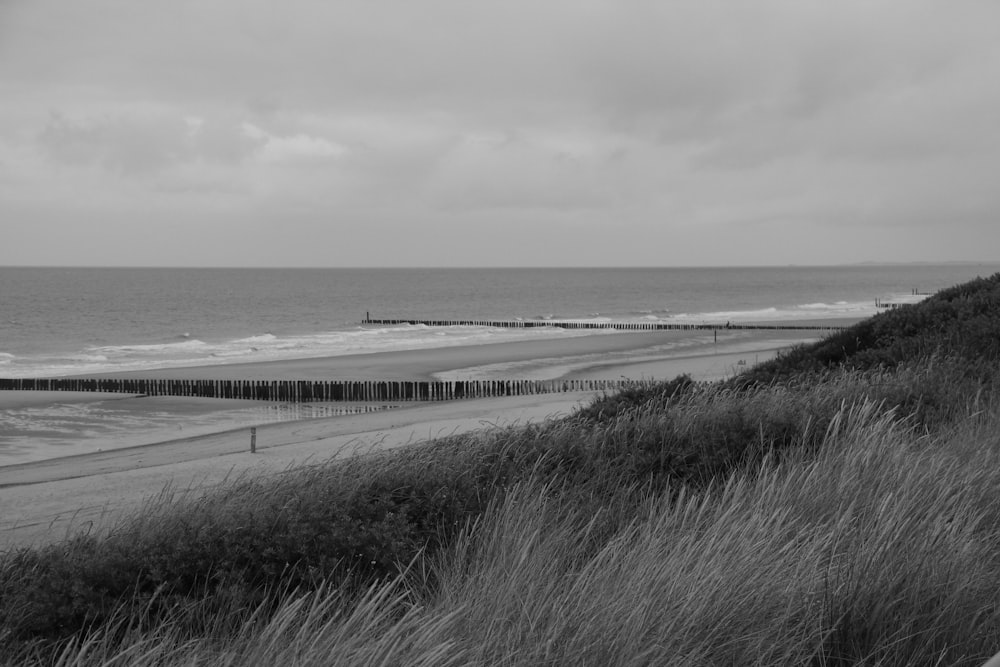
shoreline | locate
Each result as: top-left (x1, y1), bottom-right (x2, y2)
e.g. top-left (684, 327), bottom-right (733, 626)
top-left (74, 330), bottom-right (742, 381)
top-left (64, 318), bottom-right (853, 382)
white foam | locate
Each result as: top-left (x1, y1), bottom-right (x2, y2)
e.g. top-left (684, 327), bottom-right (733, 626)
top-left (210, 349), bottom-right (260, 358)
top-left (234, 333), bottom-right (278, 344)
top-left (668, 298), bottom-right (886, 322)
top-left (90, 339), bottom-right (209, 354)
top-left (795, 300), bottom-right (870, 312)
top-left (67, 354), bottom-right (110, 362)
top-left (671, 307), bottom-right (780, 322)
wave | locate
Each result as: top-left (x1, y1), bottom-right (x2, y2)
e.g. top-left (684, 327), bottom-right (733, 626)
top-left (210, 349), bottom-right (260, 358)
top-left (671, 307), bottom-right (779, 321)
top-left (90, 339), bottom-right (209, 355)
top-left (233, 333), bottom-right (278, 344)
top-left (66, 354), bottom-right (110, 362)
top-left (523, 298), bottom-right (890, 324)
top-left (796, 300), bottom-right (864, 311)
top-left (669, 300), bottom-right (878, 322)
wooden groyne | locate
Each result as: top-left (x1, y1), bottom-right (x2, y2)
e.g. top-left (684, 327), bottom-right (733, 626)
top-left (0, 377), bottom-right (631, 403)
top-left (361, 316), bottom-right (845, 331)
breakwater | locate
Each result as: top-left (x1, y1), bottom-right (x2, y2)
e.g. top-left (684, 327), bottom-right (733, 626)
top-left (0, 377), bottom-right (630, 402)
top-left (361, 316), bottom-right (844, 331)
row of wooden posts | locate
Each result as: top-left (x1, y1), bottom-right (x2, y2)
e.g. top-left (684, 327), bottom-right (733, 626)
top-left (362, 315), bottom-right (844, 331)
top-left (0, 377), bottom-right (634, 402)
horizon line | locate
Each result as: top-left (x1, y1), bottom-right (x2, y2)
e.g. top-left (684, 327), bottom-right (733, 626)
top-left (2, 260), bottom-right (998, 271)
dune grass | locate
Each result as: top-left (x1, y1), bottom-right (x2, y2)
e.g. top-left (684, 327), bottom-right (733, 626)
top-left (9, 397), bottom-right (1000, 666)
top-left (420, 402), bottom-right (1000, 666)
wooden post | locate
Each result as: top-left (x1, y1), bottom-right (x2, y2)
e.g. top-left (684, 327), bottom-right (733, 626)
top-left (250, 427), bottom-right (257, 453)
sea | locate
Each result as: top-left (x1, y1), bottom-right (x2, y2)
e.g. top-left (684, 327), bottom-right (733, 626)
top-left (2, 264), bottom-right (998, 464)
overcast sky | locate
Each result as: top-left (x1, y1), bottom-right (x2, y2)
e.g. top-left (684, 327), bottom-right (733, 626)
top-left (1, 0), bottom-right (998, 267)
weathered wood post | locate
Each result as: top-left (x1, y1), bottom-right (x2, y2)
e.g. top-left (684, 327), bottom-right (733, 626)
top-left (250, 427), bottom-right (257, 453)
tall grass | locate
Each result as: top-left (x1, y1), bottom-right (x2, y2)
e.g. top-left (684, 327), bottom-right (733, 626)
top-left (417, 401), bottom-right (1000, 665)
top-left (21, 398), bottom-right (1000, 666)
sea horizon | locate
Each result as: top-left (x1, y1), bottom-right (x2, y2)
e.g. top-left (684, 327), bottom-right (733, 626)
top-left (3, 259), bottom-right (998, 269)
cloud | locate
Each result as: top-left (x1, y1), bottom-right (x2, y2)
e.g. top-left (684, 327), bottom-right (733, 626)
top-left (32, 109), bottom-right (350, 199)
top-left (36, 111), bottom-right (263, 175)
top-left (37, 112), bottom-right (186, 174)
top-left (2, 0), bottom-right (1000, 265)
top-left (240, 123), bottom-right (347, 163)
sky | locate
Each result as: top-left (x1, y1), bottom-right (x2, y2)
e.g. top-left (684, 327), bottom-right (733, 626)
top-left (1, 0), bottom-right (998, 267)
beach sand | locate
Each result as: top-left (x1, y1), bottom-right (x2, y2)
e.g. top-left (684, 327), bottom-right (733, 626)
top-left (0, 392), bottom-right (594, 550)
top-left (0, 321), bottom-right (851, 551)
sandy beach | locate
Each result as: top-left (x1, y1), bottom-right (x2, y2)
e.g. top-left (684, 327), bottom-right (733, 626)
top-left (0, 323), bottom-right (849, 551)
top-left (0, 392), bottom-right (597, 550)
top-left (77, 328), bottom-right (771, 381)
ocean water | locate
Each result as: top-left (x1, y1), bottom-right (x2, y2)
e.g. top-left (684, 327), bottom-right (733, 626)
top-left (2, 264), bottom-right (998, 379)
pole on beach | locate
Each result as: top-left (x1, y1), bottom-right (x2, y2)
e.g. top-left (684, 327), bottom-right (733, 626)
top-left (250, 427), bottom-right (257, 454)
